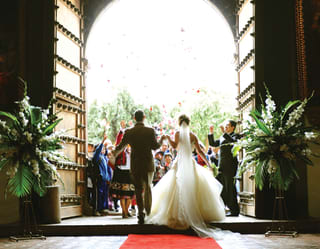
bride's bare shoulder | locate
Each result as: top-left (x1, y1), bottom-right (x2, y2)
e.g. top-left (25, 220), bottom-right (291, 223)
top-left (189, 132), bottom-right (197, 141)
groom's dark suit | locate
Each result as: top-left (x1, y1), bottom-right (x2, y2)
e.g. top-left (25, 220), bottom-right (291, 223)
top-left (208, 132), bottom-right (241, 216)
top-left (114, 122), bottom-right (162, 222)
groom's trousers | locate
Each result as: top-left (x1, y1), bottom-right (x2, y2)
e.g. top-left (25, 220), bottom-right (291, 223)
top-left (131, 171), bottom-right (154, 217)
top-left (216, 172), bottom-right (240, 215)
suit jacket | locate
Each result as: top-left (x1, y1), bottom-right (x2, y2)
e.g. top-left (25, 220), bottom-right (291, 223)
top-left (208, 132), bottom-right (241, 176)
top-left (114, 122), bottom-right (161, 175)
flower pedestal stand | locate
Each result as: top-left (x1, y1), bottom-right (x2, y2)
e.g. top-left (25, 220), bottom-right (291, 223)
top-left (265, 189), bottom-right (298, 237)
top-left (9, 196), bottom-right (46, 241)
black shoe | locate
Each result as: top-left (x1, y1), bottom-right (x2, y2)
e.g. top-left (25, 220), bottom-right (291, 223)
top-left (138, 214), bottom-right (145, 224)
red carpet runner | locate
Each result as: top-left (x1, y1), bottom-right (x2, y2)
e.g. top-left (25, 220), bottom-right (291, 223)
top-left (119, 234), bottom-right (222, 249)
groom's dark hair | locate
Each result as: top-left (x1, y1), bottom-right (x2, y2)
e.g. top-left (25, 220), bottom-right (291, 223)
top-left (134, 110), bottom-right (144, 122)
top-left (229, 120), bottom-right (237, 129)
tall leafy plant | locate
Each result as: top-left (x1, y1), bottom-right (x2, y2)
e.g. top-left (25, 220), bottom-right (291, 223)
top-left (233, 85), bottom-right (320, 191)
top-left (0, 92), bottom-right (66, 198)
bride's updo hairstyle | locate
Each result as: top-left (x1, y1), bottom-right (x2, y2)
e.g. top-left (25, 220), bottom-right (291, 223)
top-left (178, 114), bottom-right (190, 126)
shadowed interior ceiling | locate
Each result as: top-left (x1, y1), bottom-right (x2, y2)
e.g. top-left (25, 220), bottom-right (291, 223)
top-left (83, 0), bottom-right (236, 42)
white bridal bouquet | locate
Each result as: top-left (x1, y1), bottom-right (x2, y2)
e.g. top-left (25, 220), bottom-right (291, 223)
top-left (0, 90), bottom-right (66, 198)
top-left (233, 85), bottom-right (320, 191)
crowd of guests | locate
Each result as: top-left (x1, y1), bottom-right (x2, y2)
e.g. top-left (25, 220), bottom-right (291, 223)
top-left (88, 119), bottom-right (221, 218)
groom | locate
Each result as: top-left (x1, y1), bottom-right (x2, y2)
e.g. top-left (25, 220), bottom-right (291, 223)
top-left (208, 120), bottom-right (241, 217)
top-left (113, 110), bottom-right (165, 224)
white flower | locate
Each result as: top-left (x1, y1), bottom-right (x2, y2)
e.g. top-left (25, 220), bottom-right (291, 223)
top-left (10, 129), bottom-right (18, 137)
top-left (267, 159), bottom-right (278, 174)
top-left (43, 157), bottom-right (57, 172)
top-left (302, 148), bottom-right (312, 156)
top-left (305, 132), bottom-right (317, 140)
top-left (20, 96), bottom-right (30, 109)
top-left (31, 160), bottom-right (40, 177)
top-left (6, 161), bottom-right (19, 178)
top-left (285, 99), bottom-right (307, 129)
top-left (42, 152), bottom-right (50, 158)
top-left (266, 97), bottom-right (276, 112)
top-left (7, 167), bottom-right (17, 178)
top-left (42, 112), bottom-right (48, 121)
top-left (24, 132), bottom-right (33, 143)
top-left (0, 120), bottom-right (10, 133)
top-left (35, 148), bottom-right (42, 156)
top-left (255, 129), bottom-right (265, 137)
top-left (22, 117), bottom-right (29, 126)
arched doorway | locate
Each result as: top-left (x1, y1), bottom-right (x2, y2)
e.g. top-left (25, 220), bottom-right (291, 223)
top-left (83, 0), bottom-right (240, 220)
top-left (85, 0), bottom-right (238, 140)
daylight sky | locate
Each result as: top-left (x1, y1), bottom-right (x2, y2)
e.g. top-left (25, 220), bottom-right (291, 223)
top-left (85, 0), bottom-right (237, 113)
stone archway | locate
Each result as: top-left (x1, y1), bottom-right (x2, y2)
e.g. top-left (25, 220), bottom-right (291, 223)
top-left (83, 0), bottom-right (236, 43)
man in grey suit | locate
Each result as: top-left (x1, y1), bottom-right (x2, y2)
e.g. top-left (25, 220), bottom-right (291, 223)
top-left (208, 120), bottom-right (241, 217)
top-left (113, 110), bottom-right (164, 224)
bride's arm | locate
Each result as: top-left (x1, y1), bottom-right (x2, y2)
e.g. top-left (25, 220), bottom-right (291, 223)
top-left (192, 133), bottom-right (210, 167)
top-left (166, 132), bottom-right (179, 149)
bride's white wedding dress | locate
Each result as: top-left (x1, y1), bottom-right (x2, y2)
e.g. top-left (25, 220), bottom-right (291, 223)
top-left (146, 123), bottom-right (226, 238)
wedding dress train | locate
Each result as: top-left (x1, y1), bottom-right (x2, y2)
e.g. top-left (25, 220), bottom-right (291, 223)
top-left (146, 123), bottom-right (226, 238)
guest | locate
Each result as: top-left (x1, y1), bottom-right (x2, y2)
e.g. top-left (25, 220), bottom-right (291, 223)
top-left (111, 120), bottom-right (127, 212)
top-left (106, 144), bottom-right (116, 211)
top-left (152, 150), bottom-right (164, 186)
top-left (160, 141), bottom-right (170, 166)
top-left (110, 145), bottom-right (135, 218)
top-left (163, 152), bottom-right (173, 172)
top-left (194, 142), bottom-right (209, 167)
top-left (92, 134), bottom-right (112, 216)
top-left (160, 141), bottom-right (169, 154)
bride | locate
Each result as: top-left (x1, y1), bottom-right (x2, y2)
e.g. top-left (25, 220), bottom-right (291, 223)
top-left (146, 114), bottom-right (226, 238)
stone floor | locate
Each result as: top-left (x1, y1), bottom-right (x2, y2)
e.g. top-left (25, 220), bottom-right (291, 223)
top-left (1, 213), bottom-right (319, 248)
top-left (0, 234), bottom-right (320, 249)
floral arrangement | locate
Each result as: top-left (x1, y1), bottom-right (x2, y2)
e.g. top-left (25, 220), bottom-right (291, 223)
top-left (233, 86), bottom-right (320, 191)
top-left (0, 89), bottom-right (66, 198)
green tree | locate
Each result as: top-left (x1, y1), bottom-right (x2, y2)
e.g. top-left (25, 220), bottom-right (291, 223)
top-left (101, 89), bottom-right (138, 142)
top-left (87, 100), bottom-right (105, 145)
top-left (87, 87), bottom-right (238, 146)
top-left (190, 89), bottom-right (237, 145)
top-left (143, 104), bottom-right (162, 127)
top-left (88, 89), bottom-right (165, 144)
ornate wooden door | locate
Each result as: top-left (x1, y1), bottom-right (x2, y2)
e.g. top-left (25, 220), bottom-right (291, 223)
top-left (236, 0), bottom-right (256, 216)
top-left (53, 0), bottom-right (86, 218)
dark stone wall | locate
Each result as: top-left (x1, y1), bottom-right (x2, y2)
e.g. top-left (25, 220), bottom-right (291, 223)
top-left (255, 0), bottom-right (297, 106)
top-left (22, 0), bottom-right (55, 108)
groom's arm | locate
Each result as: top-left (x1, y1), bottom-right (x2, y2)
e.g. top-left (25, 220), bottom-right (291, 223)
top-left (150, 128), bottom-right (164, 150)
top-left (208, 134), bottom-right (220, 147)
top-left (208, 125), bottom-right (220, 147)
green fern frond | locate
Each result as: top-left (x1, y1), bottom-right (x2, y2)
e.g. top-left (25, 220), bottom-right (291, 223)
top-left (42, 118), bottom-right (63, 135)
top-left (255, 160), bottom-right (268, 190)
top-left (7, 164), bottom-right (34, 198)
top-left (0, 159), bottom-right (9, 171)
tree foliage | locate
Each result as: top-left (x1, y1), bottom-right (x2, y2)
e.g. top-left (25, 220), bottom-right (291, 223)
top-left (87, 88), bottom-right (237, 145)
